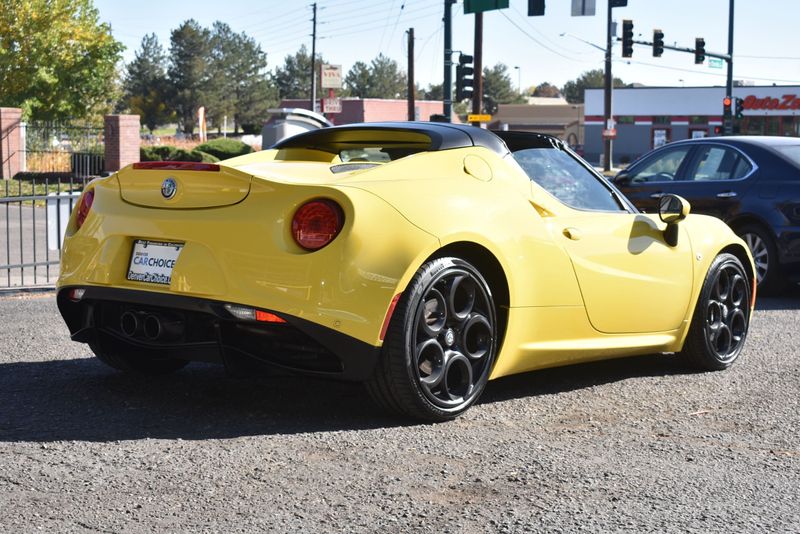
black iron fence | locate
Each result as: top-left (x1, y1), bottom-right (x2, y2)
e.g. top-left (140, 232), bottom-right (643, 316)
top-left (0, 176), bottom-right (87, 288)
top-left (1, 121), bottom-right (102, 288)
top-left (20, 121), bottom-right (104, 179)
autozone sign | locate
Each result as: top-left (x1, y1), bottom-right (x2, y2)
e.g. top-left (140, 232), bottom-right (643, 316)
top-left (742, 94), bottom-right (800, 111)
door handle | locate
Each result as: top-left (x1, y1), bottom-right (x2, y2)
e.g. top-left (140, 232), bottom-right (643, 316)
top-left (650, 192), bottom-right (665, 199)
top-left (716, 191), bottom-right (737, 198)
top-left (562, 227), bottom-right (582, 240)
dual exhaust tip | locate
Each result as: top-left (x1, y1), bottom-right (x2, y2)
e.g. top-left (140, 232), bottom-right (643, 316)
top-left (120, 311), bottom-right (183, 341)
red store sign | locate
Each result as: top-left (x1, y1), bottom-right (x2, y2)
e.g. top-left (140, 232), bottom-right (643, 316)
top-left (742, 94), bottom-right (800, 111)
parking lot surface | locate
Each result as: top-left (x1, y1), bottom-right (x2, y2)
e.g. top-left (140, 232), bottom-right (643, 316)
top-left (1, 291), bottom-right (798, 532)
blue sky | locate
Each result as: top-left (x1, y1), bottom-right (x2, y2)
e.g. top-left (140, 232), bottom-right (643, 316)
top-left (95, 0), bottom-right (800, 91)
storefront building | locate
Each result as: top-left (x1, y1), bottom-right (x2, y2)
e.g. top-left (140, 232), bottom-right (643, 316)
top-left (584, 86), bottom-right (800, 165)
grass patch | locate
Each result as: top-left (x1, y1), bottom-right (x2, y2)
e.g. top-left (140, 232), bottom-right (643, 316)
top-left (1, 178), bottom-right (86, 206)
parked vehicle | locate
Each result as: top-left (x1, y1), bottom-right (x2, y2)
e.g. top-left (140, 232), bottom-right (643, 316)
top-left (613, 136), bottom-right (800, 294)
top-left (57, 123), bottom-right (754, 421)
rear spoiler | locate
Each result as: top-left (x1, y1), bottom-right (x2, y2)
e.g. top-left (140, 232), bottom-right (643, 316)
top-left (272, 121), bottom-right (510, 157)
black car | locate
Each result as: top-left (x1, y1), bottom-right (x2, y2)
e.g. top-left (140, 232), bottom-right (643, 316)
top-left (613, 136), bottom-right (800, 294)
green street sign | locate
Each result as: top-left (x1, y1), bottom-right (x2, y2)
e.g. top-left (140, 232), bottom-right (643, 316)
top-left (709, 58), bottom-right (724, 69)
top-left (464, 0), bottom-right (509, 14)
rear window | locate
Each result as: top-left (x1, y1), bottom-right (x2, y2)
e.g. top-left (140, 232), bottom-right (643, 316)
top-left (512, 148), bottom-right (624, 211)
top-left (773, 145), bottom-right (800, 167)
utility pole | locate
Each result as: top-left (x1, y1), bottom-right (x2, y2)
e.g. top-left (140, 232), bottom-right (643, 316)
top-left (471, 12), bottom-right (483, 126)
top-left (407, 28), bottom-right (415, 121)
top-left (603, 1), bottom-right (613, 172)
top-left (443, 0), bottom-right (455, 121)
top-left (724, 0), bottom-right (735, 135)
top-left (310, 2), bottom-right (317, 113)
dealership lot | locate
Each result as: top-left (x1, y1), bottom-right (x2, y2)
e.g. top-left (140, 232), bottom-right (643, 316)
top-left (1, 291), bottom-right (798, 532)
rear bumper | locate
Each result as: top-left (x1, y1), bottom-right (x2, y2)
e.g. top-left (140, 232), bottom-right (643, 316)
top-left (57, 286), bottom-right (380, 381)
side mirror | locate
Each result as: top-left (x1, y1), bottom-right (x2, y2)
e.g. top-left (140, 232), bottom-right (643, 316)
top-left (613, 171), bottom-right (630, 186)
top-left (659, 194), bottom-right (691, 246)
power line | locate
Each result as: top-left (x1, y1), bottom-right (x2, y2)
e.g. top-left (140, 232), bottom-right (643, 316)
top-left (498, 10), bottom-right (591, 63)
top-left (619, 59), bottom-right (800, 85)
top-left (319, 9), bottom-right (442, 42)
top-left (510, 4), bottom-right (585, 57)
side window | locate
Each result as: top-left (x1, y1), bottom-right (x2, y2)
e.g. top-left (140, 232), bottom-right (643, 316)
top-left (686, 146), bottom-right (752, 181)
top-left (626, 146), bottom-right (692, 183)
top-left (512, 148), bottom-right (623, 211)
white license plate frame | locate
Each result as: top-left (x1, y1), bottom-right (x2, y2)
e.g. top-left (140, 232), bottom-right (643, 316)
top-left (126, 239), bottom-right (183, 285)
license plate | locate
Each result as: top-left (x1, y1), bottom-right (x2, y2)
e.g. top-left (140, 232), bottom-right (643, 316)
top-left (127, 240), bottom-right (183, 285)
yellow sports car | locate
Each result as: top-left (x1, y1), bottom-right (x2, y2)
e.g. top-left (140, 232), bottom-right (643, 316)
top-left (56, 123), bottom-right (755, 421)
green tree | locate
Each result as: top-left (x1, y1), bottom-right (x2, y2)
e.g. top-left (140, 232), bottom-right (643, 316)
top-left (0, 0), bottom-right (124, 120)
top-left (124, 34), bottom-right (171, 133)
top-left (561, 69), bottom-right (625, 104)
top-left (206, 22), bottom-right (276, 133)
top-left (482, 63), bottom-right (522, 107)
top-left (167, 19), bottom-right (210, 134)
top-left (343, 61), bottom-right (370, 98)
top-left (273, 45), bottom-right (324, 100)
top-left (366, 54), bottom-right (407, 99)
top-left (533, 82), bottom-right (561, 98)
top-left (422, 83), bottom-right (443, 101)
top-left (343, 54), bottom-right (407, 99)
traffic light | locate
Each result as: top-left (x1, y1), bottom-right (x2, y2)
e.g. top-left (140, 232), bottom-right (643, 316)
top-left (735, 97), bottom-right (744, 119)
top-left (456, 54), bottom-right (474, 101)
top-left (652, 29), bottom-right (664, 57)
top-left (621, 20), bottom-right (634, 58)
top-left (695, 37), bottom-right (706, 64)
top-left (723, 96), bottom-right (732, 117)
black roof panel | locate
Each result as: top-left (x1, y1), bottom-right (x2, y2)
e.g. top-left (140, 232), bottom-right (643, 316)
top-left (272, 121), bottom-right (510, 156)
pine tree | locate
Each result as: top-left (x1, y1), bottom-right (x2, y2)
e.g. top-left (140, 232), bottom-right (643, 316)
top-left (167, 20), bottom-right (211, 134)
top-left (124, 34), bottom-right (171, 133)
top-left (273, 45), bottom-right (324, 100)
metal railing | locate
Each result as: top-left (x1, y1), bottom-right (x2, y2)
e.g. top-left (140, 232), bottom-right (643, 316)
top-left (21, 121), bottom-right (104, 180)
top-left (1, 177), bottom-right (87, 288)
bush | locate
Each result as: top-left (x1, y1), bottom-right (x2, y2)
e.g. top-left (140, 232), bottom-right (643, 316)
top-left (170, 148), bottom-right (220, 163)
top-left (240, 124), bottom-right (261, 135)
top-left (140, 145), bottom-right (220, 163)
top-left (194, 138), bottom-right (254, 160)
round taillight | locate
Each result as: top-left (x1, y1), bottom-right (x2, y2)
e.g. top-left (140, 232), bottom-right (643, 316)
top-left (75, 189), bottom-right (94, 230)
top-left (291, 199), bottom-right (344, 251)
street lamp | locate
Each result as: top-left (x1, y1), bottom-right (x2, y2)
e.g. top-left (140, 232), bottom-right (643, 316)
top-left (514, 66), bottom-right (521, 95)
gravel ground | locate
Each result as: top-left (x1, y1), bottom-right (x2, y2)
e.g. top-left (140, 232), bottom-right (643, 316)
top-left (1, 290), bottom-right (799, 533)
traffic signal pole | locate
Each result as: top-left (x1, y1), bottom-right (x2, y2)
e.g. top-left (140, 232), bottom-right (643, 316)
top-left (603, 1), bottom-right (613, 172)
top-left (443, 0), bottom-right (455, 121)
top-left (724, 0), bottom-right (735, 134)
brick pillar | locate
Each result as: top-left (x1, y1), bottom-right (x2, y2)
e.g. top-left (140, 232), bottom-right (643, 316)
top-left (0, 107), bottom-right (22, 179)
top-left (104, 114), bottom-right (140, 172)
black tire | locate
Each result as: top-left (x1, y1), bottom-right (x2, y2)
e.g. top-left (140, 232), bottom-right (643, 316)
top-left (366, 257), bottom-right (498, 421)
top-left (679, 253), bottom-right (751, 371)
top-left (89, 342), bottom-right (189, 376)
top-left (737, 223), bottom-right (786, 296)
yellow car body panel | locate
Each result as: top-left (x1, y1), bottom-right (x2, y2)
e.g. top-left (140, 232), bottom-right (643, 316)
top-left (58, 172), bottom-right (441, 346)
top-left (57, 124), bottom-right (755, 394)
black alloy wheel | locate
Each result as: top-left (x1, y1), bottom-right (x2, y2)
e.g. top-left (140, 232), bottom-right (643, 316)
top-left (366, 257), bottom-right (498, 421)
top-left (679, 253), bottom-right (751, 371)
